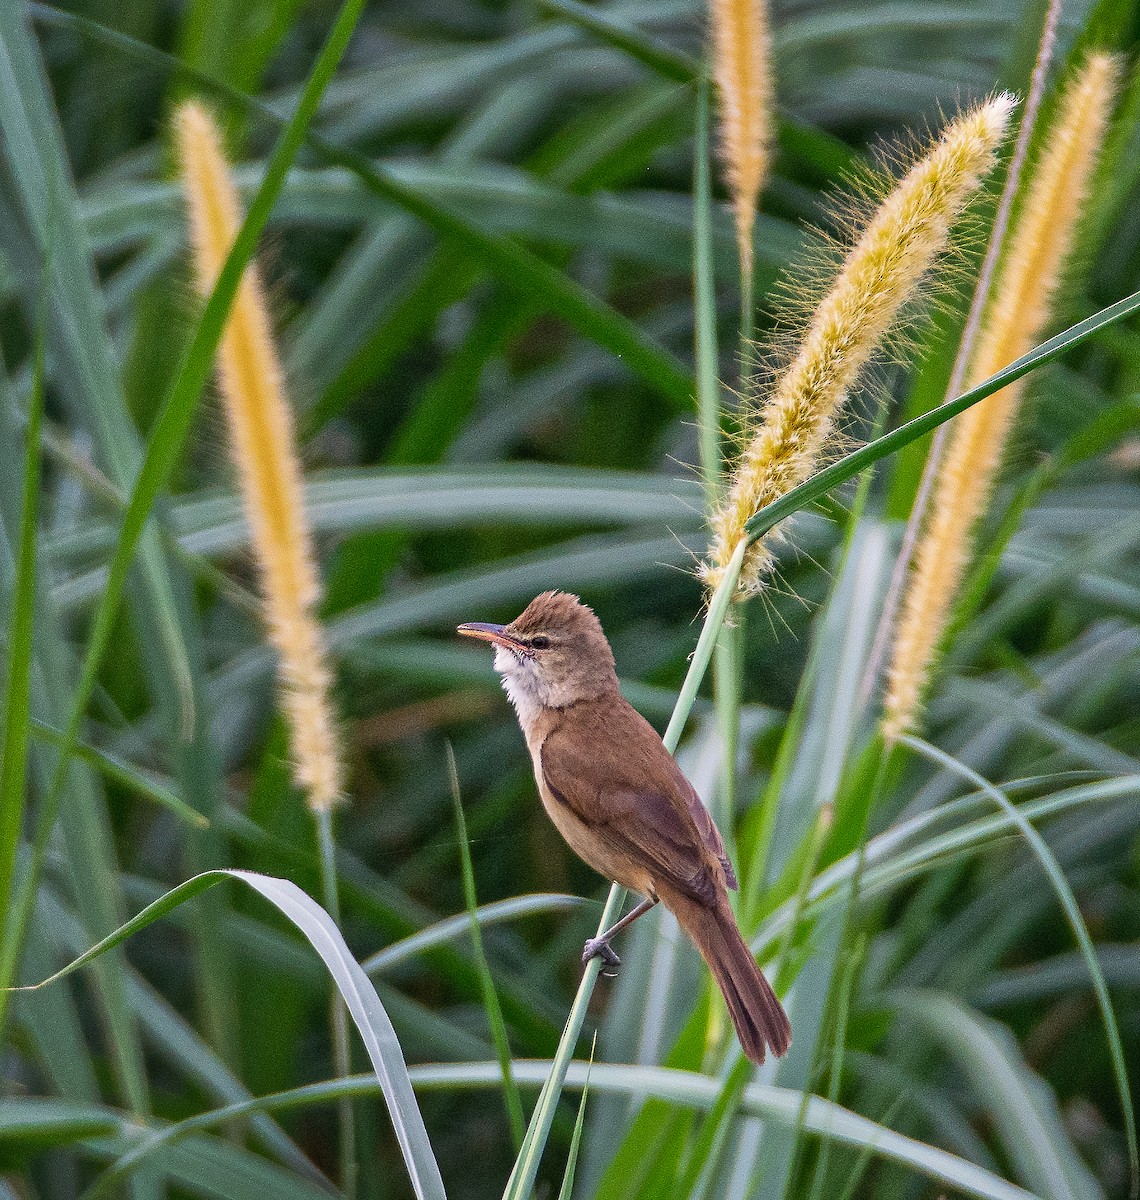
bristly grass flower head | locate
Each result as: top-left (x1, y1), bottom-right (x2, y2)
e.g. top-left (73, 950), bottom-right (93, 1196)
top-left (175, 99), bottom-right (344, 812)
top-left (709, 0), bottom-right (774, 283)
top-left (703, 95), bottom-right (1015, 598)
top-left (882, 54), bottom-right (1119, 743)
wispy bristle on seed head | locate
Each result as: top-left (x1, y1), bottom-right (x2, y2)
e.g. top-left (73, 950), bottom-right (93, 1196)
top-left (710, 0), bottom-right (774, 282)
top-left (882, 56), bottom-right (1119, 742)
top-left (703, 95), bottom-right (1015, 598)
top-left (175, 100), bottom-right (344, 812)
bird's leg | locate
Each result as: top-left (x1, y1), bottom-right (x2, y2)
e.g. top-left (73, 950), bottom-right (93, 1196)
top-left (582, 897), bottom-right (659, 976)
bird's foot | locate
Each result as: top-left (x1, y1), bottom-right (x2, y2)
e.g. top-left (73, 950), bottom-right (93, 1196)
top-left (582, 937), bottom-right (621, 977)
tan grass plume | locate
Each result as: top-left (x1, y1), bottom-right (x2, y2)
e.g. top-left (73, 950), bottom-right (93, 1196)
top-left (703, 95), bottom-right (1015, 598)
top-left (710, 0), bottom-right (774, 282)
top-left (175, 100), bottom-right (343, 812)
top-left (882, 54), bottom-right (1119, 742)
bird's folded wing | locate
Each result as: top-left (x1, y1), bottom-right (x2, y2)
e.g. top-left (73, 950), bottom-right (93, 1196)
top-left (539, 708), bottom-right (726, 904)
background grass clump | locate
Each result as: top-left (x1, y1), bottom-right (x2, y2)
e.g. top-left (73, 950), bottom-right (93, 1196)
top-left (1, 1), bottom-right (1140, 1199)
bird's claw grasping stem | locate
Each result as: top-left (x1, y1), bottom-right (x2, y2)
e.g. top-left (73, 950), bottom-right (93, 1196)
top-left (582, 937), bottom-right (621, 976)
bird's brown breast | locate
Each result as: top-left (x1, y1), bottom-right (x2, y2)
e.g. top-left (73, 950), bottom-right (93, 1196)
top-left (520, 690), bottom-right (733, 905)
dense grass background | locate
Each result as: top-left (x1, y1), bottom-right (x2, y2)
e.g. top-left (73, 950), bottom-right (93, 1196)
top-left (2, 0), bottom-right (1140, 1197)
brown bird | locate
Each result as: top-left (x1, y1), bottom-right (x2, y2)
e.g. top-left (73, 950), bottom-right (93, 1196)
top-left (458, 591), bottom-right (791, 1064)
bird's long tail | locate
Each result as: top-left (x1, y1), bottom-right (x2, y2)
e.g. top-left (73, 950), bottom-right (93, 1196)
top-left (661, 885), bottom-right (791, 1063)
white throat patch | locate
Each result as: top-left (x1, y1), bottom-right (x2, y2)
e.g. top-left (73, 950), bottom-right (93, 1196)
top-left (493, 644), bottom-right (546, 725)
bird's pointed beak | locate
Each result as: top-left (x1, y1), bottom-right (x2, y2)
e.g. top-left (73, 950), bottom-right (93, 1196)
top-left (457, 622), bottom-right (528, 652)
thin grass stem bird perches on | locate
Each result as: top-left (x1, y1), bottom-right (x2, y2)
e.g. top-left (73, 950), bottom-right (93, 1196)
top-left (709, 0), bottom-right (774, 291)
top-left (703, 95), bottom-right (1015, 599)
top-left (882, 54), bottom-right (1120, 743)
top-left (175, 100), bottom-right (343, 812)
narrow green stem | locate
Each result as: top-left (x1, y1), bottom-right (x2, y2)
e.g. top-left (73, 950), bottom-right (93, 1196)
top-left (447, 746), bottom-right (525, 1149)
top-left (0, 332), bottom-right (44, 1044)
top-left (693, 78), bottom-right (721, 497)
top-left (712, 618), bottom-right (742, 840)
top-left (316, 806), bottom-right (356, 1200)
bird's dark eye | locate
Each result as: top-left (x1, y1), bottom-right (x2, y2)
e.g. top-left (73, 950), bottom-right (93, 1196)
top-left (530, 636), bottom-right (551, 650)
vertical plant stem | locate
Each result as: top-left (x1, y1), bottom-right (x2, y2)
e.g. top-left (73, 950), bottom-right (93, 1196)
top-left (316, 806), bottom-right (356, 1199)
top-left (0, 317), bottom-right (44, 948)
top-left (694, 78), bottom-right (722, 496)
top-left (805, 935), bottom-right (864, 1200)
top-left (860, 0), bottom-right (1062, 703)
top-left (695, 76), bottom-right (744, 842)
top-left (448, 744), bottom-right (525, 1150)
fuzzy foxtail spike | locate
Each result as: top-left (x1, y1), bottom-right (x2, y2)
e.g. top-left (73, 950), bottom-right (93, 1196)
top-left (709, 0), bottom-right (774, 283)
top-left (883, 54), bottom-right (1120, 743)
top-left (703, 94), bottom-right (1014, 600)
top-left (175, 100), bottom-right (344, 813)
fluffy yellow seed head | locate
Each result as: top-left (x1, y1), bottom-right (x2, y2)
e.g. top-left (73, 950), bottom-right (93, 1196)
top-left (704, 95), bottom-right (1015, 597)
top-left (710, 0), bottom-right (774, 281)
top-left (883, 55), bottom-right (1119, 742)
top-left (175, 100), bottom-right (344, 812)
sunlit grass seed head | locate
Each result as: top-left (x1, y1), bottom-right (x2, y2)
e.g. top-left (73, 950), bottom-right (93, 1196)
top-left (175, 99), bottom-right (344, 812)
top-left (703, 94), bottom-right (1015, 598)
top-left (882, 54), bottom-right (1119, 743)
top-left (709, 0), bottom-right (774, 282)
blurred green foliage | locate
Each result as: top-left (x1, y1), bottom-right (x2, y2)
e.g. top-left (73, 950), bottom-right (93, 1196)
top-left (1, 0), bottom-right (1139, 1198)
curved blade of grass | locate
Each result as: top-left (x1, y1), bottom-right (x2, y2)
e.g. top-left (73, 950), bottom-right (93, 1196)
top-left (29, 721), bottom-right (208, 830)
top-left (0, 304), bottom-right (43, 926)
top-left (35, 884), bottom-right (328, 1185)
top-left (362, 892), bottom-right (585, 974)
top-left (0, 1098), bottom-right (119, 1165)
top-left (107, 1060), bottom-right (1038, 1200)
top-left (557, 1035), bottom-right (597, 1200)
top-left (743, 288), bottom-right (1140, 543)
top-left (447, 744), bottom-right (525, 1149)
top-left (15, 868), bottom-right (445, 1200)
top-left (900, 735), bottom-right (1137, 1198)
top-left (890, 991), bottom-right (1101, 1200)
top-left (535, 0), bottom-right (696, 81)
top-left (361, 894), bottom-right (584, 975)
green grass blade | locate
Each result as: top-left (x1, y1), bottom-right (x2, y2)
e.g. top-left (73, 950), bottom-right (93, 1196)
top-left (0, 1098), bottom-right (119, 1165)
top-left (72, 1058), bottom-right (1042, 1200)
top-left (29, 722), bottom-right (208, 829)
top-left (446, 744), bottom-right (525, 1150)
top-left (361, 894), bottom-right (584, 975)
top-left (556, 1035), bottom-right (596, 1200)
top-left (0, 303), bottom-right (43, 925)
top-left (18, 867), bottom-right (446, 1200)
top-left (534, 0), bottom-right (695, 82)
top-left (900, 735), bottom-right (1138, 1198)
top-left (744, 288), bottom-right (1140, 543)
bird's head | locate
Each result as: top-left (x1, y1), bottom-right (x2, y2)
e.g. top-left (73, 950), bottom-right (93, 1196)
top-left (458, 591), bottom-right (618, 713)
